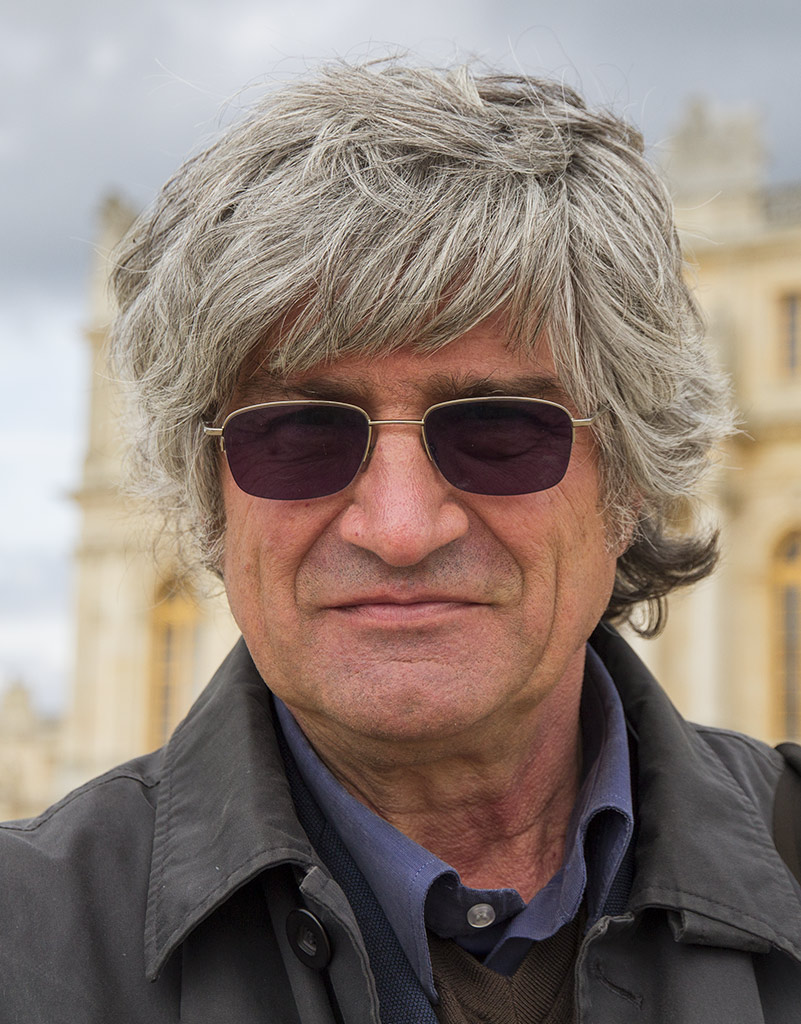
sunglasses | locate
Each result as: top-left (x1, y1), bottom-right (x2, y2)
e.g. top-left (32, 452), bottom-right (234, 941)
top-left (204, 397), bottom-right (598, 501)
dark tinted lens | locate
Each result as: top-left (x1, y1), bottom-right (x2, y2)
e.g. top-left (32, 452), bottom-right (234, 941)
top-left (223, 403), bottom-right (369, 500)
top-left (424, 399), bottom-right (574, 495)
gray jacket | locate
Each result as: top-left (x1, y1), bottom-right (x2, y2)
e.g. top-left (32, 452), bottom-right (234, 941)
top-left (2, 626), bottom-right (801, 1023)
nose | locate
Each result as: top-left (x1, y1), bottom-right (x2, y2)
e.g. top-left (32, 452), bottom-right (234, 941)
top-left (337, 424), bottom-right (469, 567)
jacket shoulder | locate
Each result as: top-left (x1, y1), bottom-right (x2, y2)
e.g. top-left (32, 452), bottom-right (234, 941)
top-left (0, 750), bottom-right (183, 1021)
top-left (0, 749), bottom-right (163, 874)
top-left (2, 747), bottom-right (162, 820)
top-left (692, 723), bottom-right (784, 825)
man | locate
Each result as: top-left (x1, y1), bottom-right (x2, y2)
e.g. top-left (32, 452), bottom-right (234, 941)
top-left (3, 62), bottom-right (801, 1023)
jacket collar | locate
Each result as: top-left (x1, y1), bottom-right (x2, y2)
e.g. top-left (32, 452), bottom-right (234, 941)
top-left (144, 639), bottom-right (321, 980)
top-left (591, 622), bottom-right (801, 962)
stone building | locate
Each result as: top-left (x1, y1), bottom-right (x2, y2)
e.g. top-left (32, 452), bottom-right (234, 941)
top-left (0, 682), bottom-right (61, 820)
top-left (0, 197), bottom-right (239, 818)
top-left (56, 197), bottom-right (240, 794)
top-left (1, 97), bottom-right (799, 819)
top-left (638, 99), bottom-right (801, 743)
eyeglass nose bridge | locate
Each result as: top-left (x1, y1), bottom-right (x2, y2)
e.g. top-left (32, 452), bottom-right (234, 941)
top-left (359, 416), bottom-right (432, 473)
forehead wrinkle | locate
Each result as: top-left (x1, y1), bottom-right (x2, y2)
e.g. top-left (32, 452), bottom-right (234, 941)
top-left (231, 365), bottom-right (573, 412)
top-left (420, 372), bottom-right (571, 405)
top-left (229, 368), bottom-right (368, 407)
top-left (230, 362), bottom-right (283, 408)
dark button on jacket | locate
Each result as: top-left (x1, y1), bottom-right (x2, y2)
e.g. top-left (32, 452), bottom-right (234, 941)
top-left (1, 626), bottom-right (801, 1023)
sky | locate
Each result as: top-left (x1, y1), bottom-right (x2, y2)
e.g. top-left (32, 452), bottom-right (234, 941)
top-left (2, 0), bottom-right (800, 713)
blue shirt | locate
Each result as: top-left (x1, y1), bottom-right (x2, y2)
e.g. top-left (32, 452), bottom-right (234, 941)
top-left (274, 644), bottom-right (633, 1000)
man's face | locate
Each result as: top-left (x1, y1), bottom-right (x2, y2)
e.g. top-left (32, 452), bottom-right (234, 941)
top-left (221, 322), bottom-right (625, 751)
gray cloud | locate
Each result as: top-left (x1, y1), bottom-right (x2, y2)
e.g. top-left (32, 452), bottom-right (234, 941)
top-left (4, 0), bottom-right (799, 301)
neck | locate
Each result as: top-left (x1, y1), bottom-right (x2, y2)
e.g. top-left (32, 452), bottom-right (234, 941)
top-left (288, 651), bottom-right (585, 901)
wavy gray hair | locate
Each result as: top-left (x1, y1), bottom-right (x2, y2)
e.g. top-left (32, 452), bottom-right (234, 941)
top-left (110, 61), bottom-right (734, 634)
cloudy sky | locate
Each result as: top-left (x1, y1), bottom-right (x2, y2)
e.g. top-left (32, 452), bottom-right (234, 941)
top-left (2, 0), bottom-right (800, 712)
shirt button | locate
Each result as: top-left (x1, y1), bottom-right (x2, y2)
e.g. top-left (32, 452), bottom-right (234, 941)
top-left (466, 903), bottom-right (496, 929)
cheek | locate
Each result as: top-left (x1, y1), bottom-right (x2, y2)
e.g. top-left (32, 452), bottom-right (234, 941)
top-left (220, 471), bottom-right (344, 628)
top-left (221, 464), bottom-right (305, 563)
top-left (491, 482), bottom-right (616, 595)
top-left (220, 497), bottom-right (269, 637)
top-left (220, 471), bottom-right (292, 630)
top-left (220, 475), bottom-right (262, 579)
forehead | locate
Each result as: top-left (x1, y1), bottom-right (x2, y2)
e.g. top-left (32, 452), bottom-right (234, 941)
top-left (232, 323), bottom-right (572, 409)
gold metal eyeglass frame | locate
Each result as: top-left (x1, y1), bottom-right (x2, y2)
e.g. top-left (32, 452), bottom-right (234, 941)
top-left (203, 396), bottom-right (598, 479)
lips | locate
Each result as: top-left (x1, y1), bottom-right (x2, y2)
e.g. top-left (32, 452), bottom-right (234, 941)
top-left (327, 592), bottom-right (482, 609)
top-left (323, 593), bottom-right (485, 625)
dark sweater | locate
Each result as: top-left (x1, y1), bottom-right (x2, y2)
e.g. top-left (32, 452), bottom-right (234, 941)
top-left (429, 912), bottom-right (582, 1024)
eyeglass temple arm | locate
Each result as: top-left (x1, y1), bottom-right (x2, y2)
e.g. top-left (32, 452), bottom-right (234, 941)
top-left (203, 425), bottom-right (225, 452)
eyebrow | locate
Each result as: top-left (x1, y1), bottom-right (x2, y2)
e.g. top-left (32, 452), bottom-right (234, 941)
top-left (232, 370), bottom-right (572, 410)
top-left (415, 372), bottom-right (572, 405)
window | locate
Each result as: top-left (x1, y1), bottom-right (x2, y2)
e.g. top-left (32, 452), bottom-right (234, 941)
top-left (781, 294), bottom-right (800, 375)
top-left (148, 582), bottom-right (200, 750)
top-left (775, 532), bottom-right (801, 739)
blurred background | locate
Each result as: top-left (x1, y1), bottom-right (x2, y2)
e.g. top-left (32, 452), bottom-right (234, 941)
top-left (2, 0), bottom-right (800, 817)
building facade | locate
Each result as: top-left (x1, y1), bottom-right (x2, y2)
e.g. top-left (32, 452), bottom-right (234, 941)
top-left (638, 100), bottom-right (801, 743)
top-left (56, 196), bottom-right (241, 795)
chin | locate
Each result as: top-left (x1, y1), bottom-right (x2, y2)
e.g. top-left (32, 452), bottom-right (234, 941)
top-left (322, 676), bottom-right (507, 750)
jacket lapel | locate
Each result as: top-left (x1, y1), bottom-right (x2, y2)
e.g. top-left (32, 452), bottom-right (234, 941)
top-left (144, 639), bottom-right (321, 980)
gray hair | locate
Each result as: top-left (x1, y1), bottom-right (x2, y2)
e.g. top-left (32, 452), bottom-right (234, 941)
top-left (110, 60), bottom-right (734, 635)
